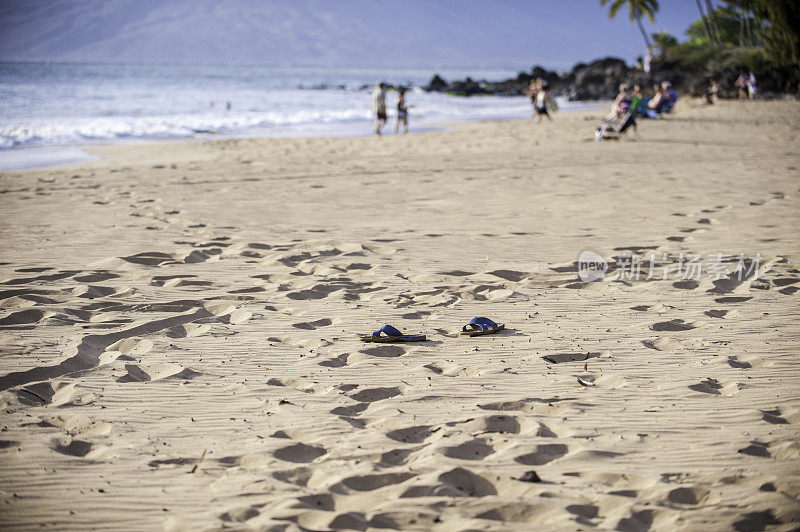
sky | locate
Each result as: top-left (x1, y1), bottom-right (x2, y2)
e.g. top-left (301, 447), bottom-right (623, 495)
top-left (0, 0), bottom-right (704, 71)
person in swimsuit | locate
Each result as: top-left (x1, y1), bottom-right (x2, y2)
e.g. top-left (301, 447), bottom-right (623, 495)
top-left (527, 79), bottom-right (540, 119)
top-left (394, 88), bottom-right (410, 134)
top-left (536, 81), bottom-right (552, 123)
top-left (736, 72), bottom-right (747, 101)
top-left (610, 83), bottom-right (631, 119)
top-left (371, 82), bottom-right (387, 135)
top-left (747, 71), bottom-right (757, 99)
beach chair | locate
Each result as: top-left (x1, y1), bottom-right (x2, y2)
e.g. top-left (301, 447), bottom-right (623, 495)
top-left (596, 111), bottom-right (637, 141)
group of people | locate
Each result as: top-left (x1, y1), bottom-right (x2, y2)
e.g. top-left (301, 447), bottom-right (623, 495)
top-left (526, 78), bottom-right (556, 123)
top-left (371, 82), bottom-right (410, 135)
top-left (735, 71), bottom-right (757, 100)
top-left (609, 81), bottom-right (678, 120)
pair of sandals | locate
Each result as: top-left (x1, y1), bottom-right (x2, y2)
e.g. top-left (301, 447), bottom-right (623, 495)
top-left (360, 317), bottom-right (504, 343)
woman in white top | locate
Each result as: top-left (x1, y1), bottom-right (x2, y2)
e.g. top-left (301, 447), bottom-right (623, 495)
top-left (536, 82), bottom-right (552, 124)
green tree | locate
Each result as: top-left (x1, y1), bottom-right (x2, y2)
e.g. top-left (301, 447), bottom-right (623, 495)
top-left (686, 5), bottom-right (751, 46)
top-left (752, 0), bottom-right (800, 65)
top-left (694, 0), bottom-right (714, 44)
top-left (601, 0), bottom-right (660, 49)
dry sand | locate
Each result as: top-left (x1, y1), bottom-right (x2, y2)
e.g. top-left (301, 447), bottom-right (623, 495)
top-left (0, 101), bottom-right (799, 531)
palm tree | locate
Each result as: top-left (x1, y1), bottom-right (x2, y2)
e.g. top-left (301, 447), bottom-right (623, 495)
top-left (601, 0), bottom-right (660, 49)
top-left (705, 0), bottom-right (723, 44)
top-left (695, 0), bottom-right (714, 43)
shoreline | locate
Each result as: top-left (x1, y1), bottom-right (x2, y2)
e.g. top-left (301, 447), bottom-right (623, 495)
top-left (0, 99), bottom-right (606, 172)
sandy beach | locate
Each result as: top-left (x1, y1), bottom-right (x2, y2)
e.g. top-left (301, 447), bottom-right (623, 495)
top-left (1, 101), bottom-right (799, 530)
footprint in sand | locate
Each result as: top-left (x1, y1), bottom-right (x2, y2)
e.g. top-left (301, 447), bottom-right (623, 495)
top-left (667, 486), bottom-right (712, 506)
top-left (422, 362), bottom-right (467, 377)
top-left (73, 271), bottom-right (120, 284)
top-left (515, 444), bottom-right (569, 465)
top-left (121, 363), bottom-right (196, 382)
top-left (461, 415), bottom-right (528, 435)
top-left (167, 323), bottom-right (211, 339)
top-left (760, 407), bottom-right (798, 424)
top-left (688, 378), bottom-right (740, 396)
top-left (46, 413), bottom-right (111, 436)
top-left (733, 510), bottom-right (781, 531)
top-left (107, 338), bottom-right (153, 355)
top-left (335, 472), bottom-right (416, 492)
top-left (737, 441), bottom-right (770, 458)
top-left (318, 353), bottom-right (349, 368)
top-left (401, 310), bottom-right (431, 319)
top-left (0, 309), bottom-right (50, 326)
top-left (121, 251), bottom-right (176, 267)
top-left (359, 345), bottom-right (406, 358)
top-left (438, 270), bottom-right (475, 277)
top-left (479, 397), bottom-right (575, 415)
top-left (486, 269), bottom-right (528, 282)
top-left (543, 352), bottom-right (601, 364)
top-left (219, 506), bottom-right (261, 523)
top-left (643, 338), bottom-right (684, 351)
top-left (443, 439), bottom-right (495, 460)
top-left (17, 381), bottom-right (76, 406)
top-left (273, 467), bottom-right (313, 487)
top-left (330, 403), bottom-right (369, 417)
top-left (476, 503), bottom-right (566, 524)
top-left (386, 425), bottom-right (438, 444)
top-left (727, 355), bottom-right (764, 369)
top-left (222, 309), bottom-right (251, 324)
top-left (349, 386), bottom-right (402, 403)
top-left (0, 296), bottom-right (38, 310)
top-left (294, 493), bottom-right (336, 511)
top-left (292, 318), bottom-right (333, 330)
top-left (650, 319), bottom-right (703, 332)
top-left (437, 467), bottom-right (497, 497)
top-left (714, 296), bottom-right (752, 304)
top-left (273, 443), bottom-right (327, 463)
top-left (52, 438), bottom-right (94, 457)
top-left (616, 508), bottom-right (677, 531)
top-left (379, 447), bottom-right (421, 467)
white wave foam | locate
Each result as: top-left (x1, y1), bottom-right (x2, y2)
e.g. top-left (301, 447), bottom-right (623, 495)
top-left (0, 108), bottom-right (373, 148)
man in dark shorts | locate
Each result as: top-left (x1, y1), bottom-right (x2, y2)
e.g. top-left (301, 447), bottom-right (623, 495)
top-left (535, 81), bottom-right (552, 123)
top-left (371, 82), bottom-right (387, 135)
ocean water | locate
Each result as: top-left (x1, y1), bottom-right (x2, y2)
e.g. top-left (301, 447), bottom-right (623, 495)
top-left (0, 62), bottom-right (594, 169)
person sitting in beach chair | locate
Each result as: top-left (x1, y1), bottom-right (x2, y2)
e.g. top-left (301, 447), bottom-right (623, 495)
top-left (595, 108), bottom-right (637, 141)
top-left (630, 85), bottom-right (644, 117)
top-left (642, 83), bottom-right (665, 119)
top-left (661, 81), bottom-right (678, 113)
top-left (609, 83), bottom-right (632, 120)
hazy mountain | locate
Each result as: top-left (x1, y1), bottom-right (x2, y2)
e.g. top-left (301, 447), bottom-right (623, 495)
top-left (0, 0), bottom-right (697, 70)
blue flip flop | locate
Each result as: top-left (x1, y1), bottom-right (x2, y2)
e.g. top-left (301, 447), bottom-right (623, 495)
top-left (460, 317), bottom-right (505, 337)
top-left (360, 324), bottom-right (426, 343)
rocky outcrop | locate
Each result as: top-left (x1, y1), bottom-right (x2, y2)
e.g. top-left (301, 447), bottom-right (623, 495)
top-left (424, 55), bottom-right (799, 100)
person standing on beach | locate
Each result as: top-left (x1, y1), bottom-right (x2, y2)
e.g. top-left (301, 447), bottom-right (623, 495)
top-left (394, 88), bottom-right (410, 134)
top-left (736, 72), bottom-right (748, 101)
top-left (371, 82), bottom-right (387, 135)
top-left (747, 71), bottom-right (758, 100)
top-left (535, 81), bottom-right (553, 124)
top-left (527, 79), bottom-right (540, 120)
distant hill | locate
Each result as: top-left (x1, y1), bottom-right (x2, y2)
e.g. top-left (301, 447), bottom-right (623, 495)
top-left (0, 0), bottom-right (542, 68)
top-left (0, 0), bottom-right (676, 70)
